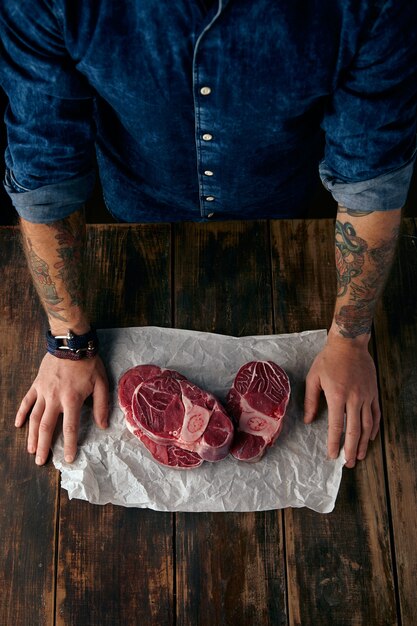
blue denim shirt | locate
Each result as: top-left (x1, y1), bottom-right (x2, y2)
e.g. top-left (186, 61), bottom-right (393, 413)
top-left (1, 0), bottom-right (416, 223)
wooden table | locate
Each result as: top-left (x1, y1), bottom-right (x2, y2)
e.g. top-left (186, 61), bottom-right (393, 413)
top-left (1, 218), bottom-right (416, 626)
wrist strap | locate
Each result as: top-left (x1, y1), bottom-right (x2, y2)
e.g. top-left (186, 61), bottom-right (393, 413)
top-left (46, 328), bottom-right (99, 360)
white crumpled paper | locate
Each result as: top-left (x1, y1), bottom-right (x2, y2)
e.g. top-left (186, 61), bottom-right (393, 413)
top-left (53, 327), bottom-right (345, 513)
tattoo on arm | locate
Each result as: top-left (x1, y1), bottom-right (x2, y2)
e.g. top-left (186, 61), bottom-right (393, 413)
top-left (334, 220), bottom-right (399, 338)
top-left (335, 221), bottom-right (368, 297)
top-left (23, 212), bottom-right (85, 323)
top-left (49, 217), bottom-right (85, 308)
top-left (25, 238), bottom-right (67, 321)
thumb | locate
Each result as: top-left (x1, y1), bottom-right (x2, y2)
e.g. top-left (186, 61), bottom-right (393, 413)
top-left (304, 372), bottom-right (321, 424)
top-left (92, 378), bottom-right (109, 429)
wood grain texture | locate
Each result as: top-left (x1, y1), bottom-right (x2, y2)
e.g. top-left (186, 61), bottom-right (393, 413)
top-left (173, 221), bottom-right (287, 626)
top-left (84, 224), bottom-right (172, 329)
top-left (270, 219), bottom-right (397, 626)
top-left (174, 221), bottom-right (273, 336)
top-left (373, 219), bottom-right (417, 626)
top-left (3, 218), bottom-right (416, 625)
top-left (0, 227), bottom-right (58, 626)
top-left (56, 225), bottom-right (174, 626)
top-left (56, 497), bottom-right (174, 626)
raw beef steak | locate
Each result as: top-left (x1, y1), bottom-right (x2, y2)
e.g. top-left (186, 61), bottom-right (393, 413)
top-left (119, 365), bottom-right (203, 469)
top-left (131, 374), bottom-right (234, 462)
top-left (226, 360), bottom-right (290, 462)
top-left (118, 364), bottom-right (185, 412)
top-left (125, 403), bottom-right (203, 469)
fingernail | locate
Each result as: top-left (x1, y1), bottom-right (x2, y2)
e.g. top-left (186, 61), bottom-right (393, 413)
top-left (65, 455), bottom-right (74, 463)
top-left (357, 453), bottom-right (366, 460)
top-left (35, 456), bottom-right (43, 465)
top-left (346, 459), bottom-right (356, 468)
top-left (27, 446), bottom-right (35, 454)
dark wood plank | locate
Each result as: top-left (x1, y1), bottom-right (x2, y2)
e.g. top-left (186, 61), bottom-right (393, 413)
top-left (270, 219), bottom-right (397, 626)
top-left (85, 224), bottom-right (172, 329)
top-left (56, 224), bottom-right (174, 626)
top-left (373, 218), bottom-right (417, 626)
top-left (174, 221), bottom-right (287, 626)
top-left (56, 496), bottom-right (174, 625)
top-left (0, 226), bottom-right (58, 626)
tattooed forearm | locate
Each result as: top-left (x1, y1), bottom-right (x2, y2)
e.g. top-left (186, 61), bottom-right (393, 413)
top-left (48, 215), bottom-right (85, 308)
top-left (24, 237), bottom-right (67, 321)
top-left (334, 221), bottom-right (399, 338)
top-left (335, 221), bottom-right (368, 297)
top-left (20, 210), bottom-right (87, 328)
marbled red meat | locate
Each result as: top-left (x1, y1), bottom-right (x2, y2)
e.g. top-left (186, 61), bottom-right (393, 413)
top-left (226, 360), bottom-right (290, 462)
top-left (119, 364), bottom-right (234, 467)
top-left (131, 374), bottom-right (234, 461)
top-left (118, 364), bottom-right (185, 412)
top-left (119, 365), bottom-right (203, 469)
top-left (124, 398), bottom-right (203, 469)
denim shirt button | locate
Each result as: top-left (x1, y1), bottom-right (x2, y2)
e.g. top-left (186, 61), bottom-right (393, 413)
top-left (202, 133), bottom-right (213, 141)
top-left (205, 196), bottom-right (215, 201)
top-left (200, 86), bottom-right (212, 95)
top-left (207, 212), bottom-right (215, 218)
top-left (204, 170), bottom-right (214, 176)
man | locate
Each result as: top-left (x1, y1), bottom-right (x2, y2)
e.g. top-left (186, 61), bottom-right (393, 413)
top-left (1, 1), bottom-right (416, 468)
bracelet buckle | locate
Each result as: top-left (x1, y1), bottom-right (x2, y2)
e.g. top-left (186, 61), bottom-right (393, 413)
top-left (46, 329), bottom-right (99, 359)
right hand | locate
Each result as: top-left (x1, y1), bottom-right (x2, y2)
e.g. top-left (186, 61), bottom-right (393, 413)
top-left (15, 353), bottom-right (109, 465)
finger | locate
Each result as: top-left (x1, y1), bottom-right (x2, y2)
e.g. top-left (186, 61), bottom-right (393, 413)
top-left (27, 396), bottom-right (46, 454)
top-left (92, 378), bottom-right (109, 428)
top-left (326, 398), bottom-right (345, 460)
top-left (356, 403), bottom-right (374, 460)
top-left (370, 397), bottom-right (381, 441)
top-left (35, 409), bottom-right (59, 466)
top-left (304, 372), bottom-right (321, 423)
top-left (343, 399), bottom-right (362, 468)
top-left (63, 405), bottom-right (81, 464)
top-left (15, 387), bottom-right (37, 427)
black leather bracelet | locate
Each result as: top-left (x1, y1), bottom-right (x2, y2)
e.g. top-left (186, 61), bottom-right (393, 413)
top-left (46, 328), bottom-right (99, 360)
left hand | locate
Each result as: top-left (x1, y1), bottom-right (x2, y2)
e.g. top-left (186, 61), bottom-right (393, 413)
top-left (303, 336), bottom-right (381, 468)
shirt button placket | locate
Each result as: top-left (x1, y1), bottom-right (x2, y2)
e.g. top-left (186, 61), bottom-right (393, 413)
top-left (193, 6), bottom-right (223, 219)
top-left (200, 104), bottom-right (216, 217)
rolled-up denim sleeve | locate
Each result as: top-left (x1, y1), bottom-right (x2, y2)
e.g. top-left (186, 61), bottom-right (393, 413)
top-left (320, 0), bottom-right (417, 212)
top-left (319, 148), bottom-right (416, 212)
top-left (0, 1), bottom-right (96, 222)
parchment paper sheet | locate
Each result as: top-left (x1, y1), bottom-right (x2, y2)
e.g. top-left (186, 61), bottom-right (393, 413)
top-left (53, 327), bottom-right (345, 513)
